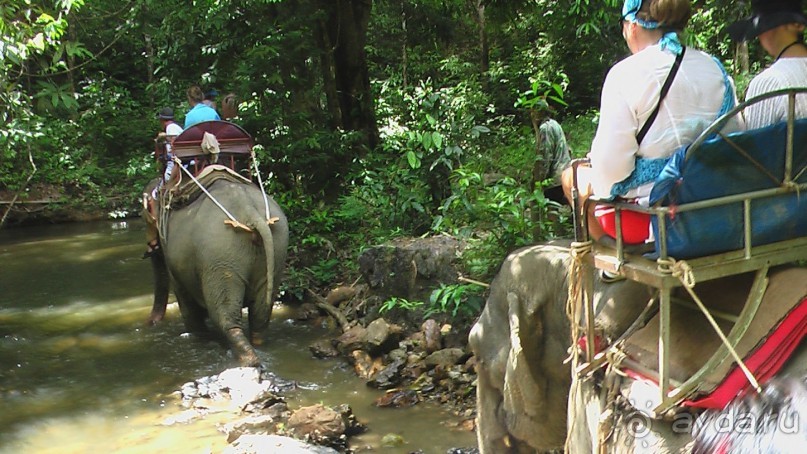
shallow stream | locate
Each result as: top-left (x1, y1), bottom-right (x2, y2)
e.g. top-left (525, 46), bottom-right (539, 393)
top-left (0, 220), bottom-right (477, 453)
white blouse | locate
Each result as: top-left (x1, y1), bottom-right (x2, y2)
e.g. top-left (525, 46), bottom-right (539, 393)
top-left (744, 58), bottom-right (807, 130)
top-left (587, 44), bottom-right (741, 200)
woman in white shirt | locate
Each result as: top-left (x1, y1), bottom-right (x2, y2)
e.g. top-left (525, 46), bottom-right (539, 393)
top-left (727, 0), bottom-right (807, 130)
top-left (561, 0), bottom-right (740, 245)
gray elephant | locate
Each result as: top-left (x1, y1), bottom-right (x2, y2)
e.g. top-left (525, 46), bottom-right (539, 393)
top-left (468, 241), bottom-right (653, 452)
top-left (144, 169), bottom-right (289, 367)
top-left (469, 241), bottom-right (807, 453)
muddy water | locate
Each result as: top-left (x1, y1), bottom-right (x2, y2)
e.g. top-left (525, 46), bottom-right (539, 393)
top-left (0, 220), bottom-right (477, 453)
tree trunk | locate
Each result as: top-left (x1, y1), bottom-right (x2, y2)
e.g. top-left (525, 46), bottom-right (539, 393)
top-left (736, 41), bottom-right (749, 75)
top-left (474, 0), bottom-right (489, 75)
top-left (316, 0), bottom-right (379, 151)
top-left (401, 4), bottom-right (408, 90)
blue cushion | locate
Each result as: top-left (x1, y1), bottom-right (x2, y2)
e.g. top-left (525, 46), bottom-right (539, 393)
top-left (649, 119), bottom-right (807, 259)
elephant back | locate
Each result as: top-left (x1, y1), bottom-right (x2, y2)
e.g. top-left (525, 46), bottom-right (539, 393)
top-left (167, 165), bottom-right (254, 210)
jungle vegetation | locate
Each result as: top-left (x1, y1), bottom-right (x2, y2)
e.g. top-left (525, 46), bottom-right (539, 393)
top-left (0, 0), bottom-right (769, 317)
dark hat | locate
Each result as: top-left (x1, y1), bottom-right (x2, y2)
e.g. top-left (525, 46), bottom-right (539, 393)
top-left (727, 0), bottom-right (807, 42)
top-left (205, 89), bottom-right (219, 99)
top-left (157, 107), bottom-right (174, 120)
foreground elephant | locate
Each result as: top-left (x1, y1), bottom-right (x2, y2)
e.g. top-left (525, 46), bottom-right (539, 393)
top-left (469, 241), bottom-right (807, 453)
top-left (144, 169), bottom-right (289, 367)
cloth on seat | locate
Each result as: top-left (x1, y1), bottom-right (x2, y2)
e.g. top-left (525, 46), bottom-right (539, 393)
top-left (648, 119), bottom-right (807, 258)
top-left (684, 296), bottom-right (807, 409)
top-left (619, 268), bottom-right (807, 405)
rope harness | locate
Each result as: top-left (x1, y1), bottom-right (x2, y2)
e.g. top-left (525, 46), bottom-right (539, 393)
top-left (156, 155), bottom-right (277, 243)
top-left (566, 240), bottom-right (593, 364)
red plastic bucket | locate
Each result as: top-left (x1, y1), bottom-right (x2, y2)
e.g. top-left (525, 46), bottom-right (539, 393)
top-left (594, 205), bottom-right (651, 244)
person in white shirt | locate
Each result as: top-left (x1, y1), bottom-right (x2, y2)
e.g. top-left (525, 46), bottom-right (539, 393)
top-left (144, 107), bottom-right (184, 258)
top-left (727, 0), bottom-right (807, 130)
top-left (560, 0), bottom-right (740, 245)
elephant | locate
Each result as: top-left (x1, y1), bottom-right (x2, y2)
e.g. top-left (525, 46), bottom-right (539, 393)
top-left (143, 168), bottom-right (289, 367)
top-left (469, 240), bottom-right (807, 453)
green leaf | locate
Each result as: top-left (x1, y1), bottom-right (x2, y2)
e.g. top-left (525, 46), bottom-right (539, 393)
top-left (432, 132), bottom-right (443, 150)
top-left (406, 150), bottom-right (420, 169)
top-left (421, 131), bottom-right (432, 150)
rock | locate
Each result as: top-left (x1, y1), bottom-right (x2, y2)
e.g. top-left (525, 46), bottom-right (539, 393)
top-left (350, 350), bottom-right (383, 380)
top-left (287, 404), bottom-right (346, 442)
top-left (380, 433), bottom-right (405, 447)
top-left (332, 404), bottom-right (366, 436)
top-left (365, 318), bottom-right (403, 355)
top-left (387, 347), bottom-right (408, 363)
top-left (422, 319), bottom-right (442, 353)
top-left (223, 434), bottom-right (339, 454)
top-left (374, 389), bottom-right (419, 408)
top-left (223, 412), bottom-right (283, 443)
top-left (335, 325), bottom-right (367, 354)
top-left (358, 236), bottom-right (462, 301)
top-left (309, 340), bottom-right (340, 359)
top-left (217, 367), bottom-right (279, 409)
top-left (366, 358), bottom-right (406, 389)
top-left (424, 348), bottom-right (467, 369)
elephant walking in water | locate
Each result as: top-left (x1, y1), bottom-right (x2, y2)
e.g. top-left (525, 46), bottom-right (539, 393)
top-left (145, 169), bottom-right (289, 367)
top-left (470, 241), bottom-right (807, 453)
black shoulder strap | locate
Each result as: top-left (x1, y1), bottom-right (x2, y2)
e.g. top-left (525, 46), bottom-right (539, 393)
top-left (636, 47), bottom-right (686, 146)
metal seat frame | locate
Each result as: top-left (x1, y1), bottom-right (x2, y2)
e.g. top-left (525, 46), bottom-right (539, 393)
top-left (572, 87), bottom-right (807, 414)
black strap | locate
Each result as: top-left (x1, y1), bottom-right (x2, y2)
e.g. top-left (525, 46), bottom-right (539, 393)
top-left (636, 47), bottom-right (686, 146)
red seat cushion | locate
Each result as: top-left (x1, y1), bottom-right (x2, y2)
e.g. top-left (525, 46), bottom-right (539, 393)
top-left (595, 204), bottom-right (651, 245)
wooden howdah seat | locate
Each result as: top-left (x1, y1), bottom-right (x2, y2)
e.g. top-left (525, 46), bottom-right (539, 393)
top-left (168, 120), bottom-right (254, 177)
top-left (571, 87), bottom-right (807, 414)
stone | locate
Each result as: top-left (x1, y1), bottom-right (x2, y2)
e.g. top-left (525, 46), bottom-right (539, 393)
top-left (335, 325), bottom-right (367, 354)
top-left (358, 236), bottom-right (462, 301)
top-left (217, 367), bottom-right (277, 409)
top-left (223, 434), bottom-right (339, 454)
top-left (424, 348), bottom-right (467, 369)
top-left (350, 350), bottom-right (383, 380)
top-left (421, 319), bottom-right (442, 353)
top-left (287, 404), bottom-right (346, 441)
top-left (364, 318), bottom-right (403, 355)
top-left (366, 358), bottom-right (406, 389)
top-left (309, 340), bottom-right (340, 359)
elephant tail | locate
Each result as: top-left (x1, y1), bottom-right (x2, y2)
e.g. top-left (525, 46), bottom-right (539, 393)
top-left (250, 215), bottom-right (276, 331)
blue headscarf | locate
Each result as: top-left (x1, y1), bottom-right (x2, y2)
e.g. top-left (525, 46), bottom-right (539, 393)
top-left (622, 0), bottom-right (683, 55)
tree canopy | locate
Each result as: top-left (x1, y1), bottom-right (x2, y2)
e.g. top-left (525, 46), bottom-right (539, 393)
top-left (0, 0), bottom-right (771, 296)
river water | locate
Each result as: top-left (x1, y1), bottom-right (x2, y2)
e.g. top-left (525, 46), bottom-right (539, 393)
top-left (0, 220), bottom-right (477, 453)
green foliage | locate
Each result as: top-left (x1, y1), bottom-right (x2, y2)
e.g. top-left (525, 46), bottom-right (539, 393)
top-left (0, 0), bottom-right (783, 312)
top-left (379, 297), bottom-right (425, 315)
top-left (426, 284), bottom-right (484, 319)
top-left (378, 284), bottom-right (484, 320)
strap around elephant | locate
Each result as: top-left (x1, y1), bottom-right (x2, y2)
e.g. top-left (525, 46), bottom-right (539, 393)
top-left (636, 47), bottom-right (685, 146)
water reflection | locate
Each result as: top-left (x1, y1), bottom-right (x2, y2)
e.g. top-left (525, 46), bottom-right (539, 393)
top-left (0, 220), bottom-right (477, 453)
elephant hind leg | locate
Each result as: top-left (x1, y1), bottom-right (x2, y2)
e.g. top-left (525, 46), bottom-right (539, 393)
top-left (175, 285), bottom-right (208, 333)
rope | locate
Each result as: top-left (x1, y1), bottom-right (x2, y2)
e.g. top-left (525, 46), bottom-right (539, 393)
top-left (249, 148), bottom-right (273, 223)
top-left (657, 257), bottom-right (762, 394)
top-left (172, 157), bottom-right (253, 232)
top-left (566, 240), bottom-right (593, 362)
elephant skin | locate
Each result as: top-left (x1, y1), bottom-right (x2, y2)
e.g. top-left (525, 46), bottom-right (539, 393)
top-left (468, 241), bottom-right (653, 452)
top-left (147, 177), bottom-right (288, 367)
